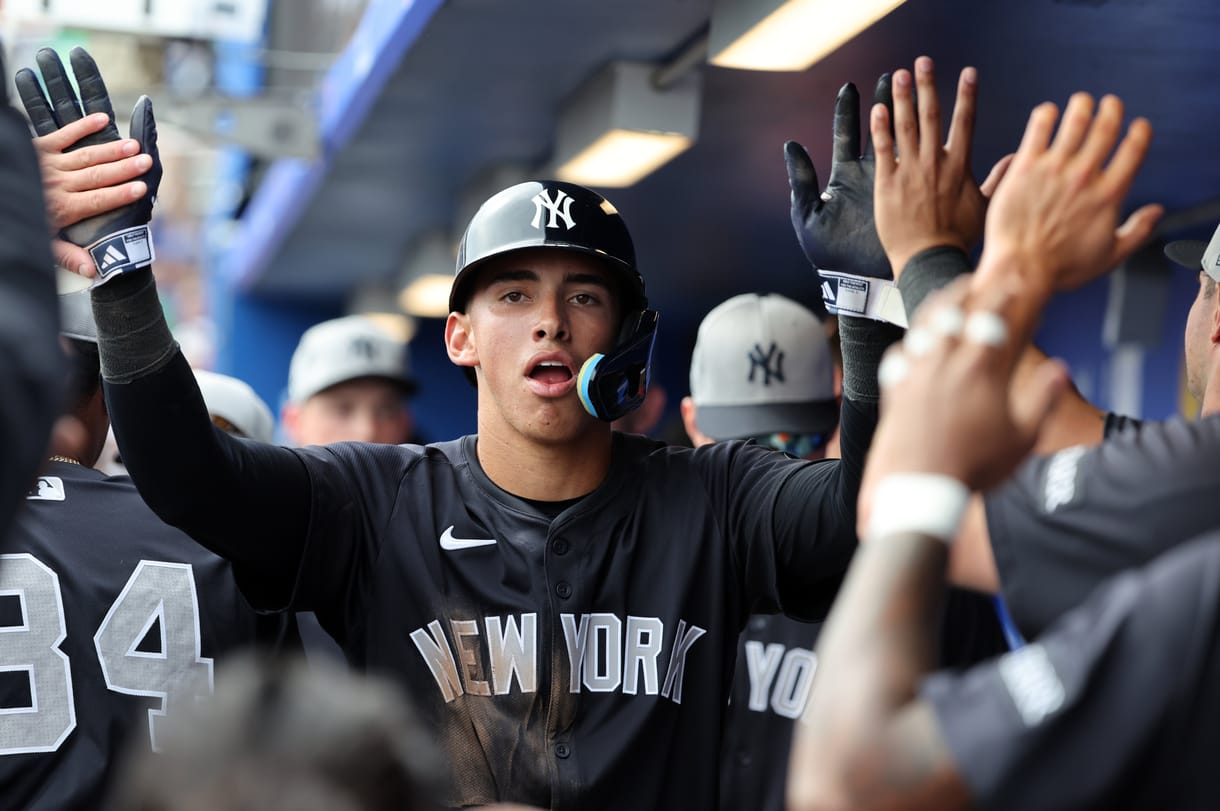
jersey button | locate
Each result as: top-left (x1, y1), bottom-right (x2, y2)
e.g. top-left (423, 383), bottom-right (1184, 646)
top-left (552, 538), bottom-right (570, 555)
top-left (556, 581), bottom-right (573, 599)
top-left (555, 743), bottom-right (571, 759)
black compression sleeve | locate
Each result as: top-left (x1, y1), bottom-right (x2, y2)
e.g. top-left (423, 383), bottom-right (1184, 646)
top-left (896, 245), bottom-right (972, 320)
top-left (773, 396), bottom-right (878, 619)
top-left (837, 316), bottom-right (904, 403)
top-left (104, 351), bottom-right (311, 608)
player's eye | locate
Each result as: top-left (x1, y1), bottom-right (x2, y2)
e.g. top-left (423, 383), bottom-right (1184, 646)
top-left (502, 290), bottom-right (527, 303)
top-left (570, 292), bottom-right (600, 306)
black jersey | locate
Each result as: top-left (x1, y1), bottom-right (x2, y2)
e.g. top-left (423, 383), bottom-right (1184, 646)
top-left (103, 351), bottom-right (871, 810)
top-left (288, 434), bottom-right (856, 809)
top-left (923, 532), bottom-right (1220, 811)
top-left (0, 103), bottom-right (62, 541)
top-left (718, 592), bottom-right (1007, 811)
top-left (719, 614), bottom-right (821, 811)
top-left (0, 462), bottom-right (294, 810)
top-left (985, 412), bottom-right (1220, 637)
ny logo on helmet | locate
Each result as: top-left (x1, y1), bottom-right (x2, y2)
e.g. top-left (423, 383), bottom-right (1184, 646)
top-left (531, 189), bottom-right (576, 230)
top-left (748, 342), bottom-right (785, 386)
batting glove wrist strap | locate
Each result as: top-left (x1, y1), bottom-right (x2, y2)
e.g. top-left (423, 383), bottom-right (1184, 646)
top-left (865, 473), bottom-right (970, 545)
top-left (818, 269), bottom-right (908, 327)
top-left (87, 223), bottom-right (156, 285)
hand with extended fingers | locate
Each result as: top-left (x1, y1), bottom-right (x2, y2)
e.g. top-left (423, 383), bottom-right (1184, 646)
top-left (15, 46), bottom-right (161, 280)
top-left (869, 56), bottom-right (1012, 280)
top-left (858, 277), bottom-right (1068, 533)
top-left (30, 115), bottom-right (152, 276)
top-left (978, 92), bottom-right (1162, 294)
top-left (785, 76), bottom-right (894, 281)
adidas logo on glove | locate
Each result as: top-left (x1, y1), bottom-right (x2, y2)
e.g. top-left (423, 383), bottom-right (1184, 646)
top-left (88, 225), bottom-right (155, 282)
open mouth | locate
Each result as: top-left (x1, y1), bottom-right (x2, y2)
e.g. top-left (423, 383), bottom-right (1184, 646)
top-left (529, 360), bottom-right (574, 385)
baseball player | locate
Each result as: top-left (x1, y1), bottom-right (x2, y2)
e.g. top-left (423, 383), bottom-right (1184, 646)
top-left (790, 271), bottom-right (1220, 810)
top-left (0, 41), bottom-right (66, 541)
top-left (683, 293), bottom-right (1006, 811)
top-left (0, 289), bottom-right (298, 810)
top-left (28, 47), bottom-right (899, 809)
top-left (281, 315), bottom-right (418, 447)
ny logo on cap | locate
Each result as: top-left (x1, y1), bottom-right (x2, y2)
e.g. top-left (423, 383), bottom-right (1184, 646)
top-left (350, 337), bottom-right (377, 360)
top-left (531, 189), bottom-right (576, 230)
top-left (748, 342), bottom-right (785, 386)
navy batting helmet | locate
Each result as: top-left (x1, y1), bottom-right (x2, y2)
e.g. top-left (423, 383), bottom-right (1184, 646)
top-left (450, 180), bottom-right (657, 422)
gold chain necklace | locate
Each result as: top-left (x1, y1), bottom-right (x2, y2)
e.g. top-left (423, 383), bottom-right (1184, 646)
top-left (48, 455), bottom-right (82, 466)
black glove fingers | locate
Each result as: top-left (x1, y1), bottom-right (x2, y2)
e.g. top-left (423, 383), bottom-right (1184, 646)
top-left (831, 82), bottom-right (862, 164)
top-left (35, 48), bottom-right (83, 127)
top-left (14, 67), bottom-right (59, 135)
top-left (867, 73), bottom-right (894, 158)
top-left (129, 96), bottom-right (162, 197)
top-left (70, 48), bottom-right (119, 130)
top-left (783, 140), bottom-right (821, 211)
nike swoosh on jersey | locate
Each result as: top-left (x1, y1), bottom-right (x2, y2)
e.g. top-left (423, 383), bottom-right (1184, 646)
top-left (439, 525), bottom-right (498, 551)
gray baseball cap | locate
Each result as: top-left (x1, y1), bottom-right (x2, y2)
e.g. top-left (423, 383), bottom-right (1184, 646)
top-left (1165, 223), bottom-right (1220, 282)
top-left (689, 293), bottom-right (837, 440)
top-left (287, 315), bottom-right (416, 404)
top-left (194, 369), bottom-right (275, 443)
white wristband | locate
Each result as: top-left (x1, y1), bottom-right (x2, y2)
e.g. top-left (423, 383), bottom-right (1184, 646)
top-left (817, 270), bottom-right (910, 328)
top-left (866, 473), bottom-right (970, 545)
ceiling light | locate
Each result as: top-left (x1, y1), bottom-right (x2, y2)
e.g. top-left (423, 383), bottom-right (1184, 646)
top-left (709, 0), bottom-right (908, 71)
top-left (553, 61), bottom-right (700, 188)
top-left (398, 230), bottom-right (456, 318)
top-left (398, 274), bottom-right (454, 319)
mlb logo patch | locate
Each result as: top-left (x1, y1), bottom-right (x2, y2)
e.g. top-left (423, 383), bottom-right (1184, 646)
top-left (27, 476), bottom-right (65, 501)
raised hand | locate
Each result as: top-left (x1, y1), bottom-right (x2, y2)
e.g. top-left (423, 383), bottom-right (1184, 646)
top-left (859, 278), bottom-right (1068, 531)
top-left (978, 92), bottom-right (1162, 294)
top-left (870, 56), bottom-right (1011, 279)
top-left (15, 47), bottom-right (161, 282)
top-left (32, 114), bottom-right (152, 276)
top-left (786, 76), bottom-right (892, 281)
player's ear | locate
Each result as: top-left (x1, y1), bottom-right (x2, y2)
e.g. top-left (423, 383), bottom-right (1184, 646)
top-left (281, 402), bottom-right (302, 444)
top-left (679, 396), bottom-right (710, 447)
top-left (1209, 283), bottom-right (1220, 345)
top-left (446, 311), bottom-right (479, 369)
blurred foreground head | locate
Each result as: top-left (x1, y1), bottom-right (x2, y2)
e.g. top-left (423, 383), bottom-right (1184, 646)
top-left (107, 653), bottom-right (442, 811)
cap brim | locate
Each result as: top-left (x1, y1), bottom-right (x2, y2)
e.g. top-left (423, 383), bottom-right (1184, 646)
top-left (694, 399), bottom-right (839, 440)
top-left (1164, 239), bottom-right (1207, 270)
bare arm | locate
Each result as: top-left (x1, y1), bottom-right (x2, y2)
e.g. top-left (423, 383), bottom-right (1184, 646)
top-left (795, 146), bottom-right (1070, 805)
top-left (788, 534), bottom-right (971, 811)
top-left (872, 58), bottom-right (1130, 457)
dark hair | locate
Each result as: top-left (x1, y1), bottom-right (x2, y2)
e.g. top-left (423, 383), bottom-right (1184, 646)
top-left (1204, 275), bottom-right (1217, 301)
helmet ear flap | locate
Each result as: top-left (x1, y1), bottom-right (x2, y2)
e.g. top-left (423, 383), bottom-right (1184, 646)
top-left (577, 310), bottom-right (659, 421)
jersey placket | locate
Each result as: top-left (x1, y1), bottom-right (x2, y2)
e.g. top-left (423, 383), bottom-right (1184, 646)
top-left (543, 515), bottom-right (584, 809)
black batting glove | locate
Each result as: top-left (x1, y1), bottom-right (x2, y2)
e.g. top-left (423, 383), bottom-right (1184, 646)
top-left (785, 76), bottom-right (894, 280)
top-left (15, 46), bottom-right (161, 283)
